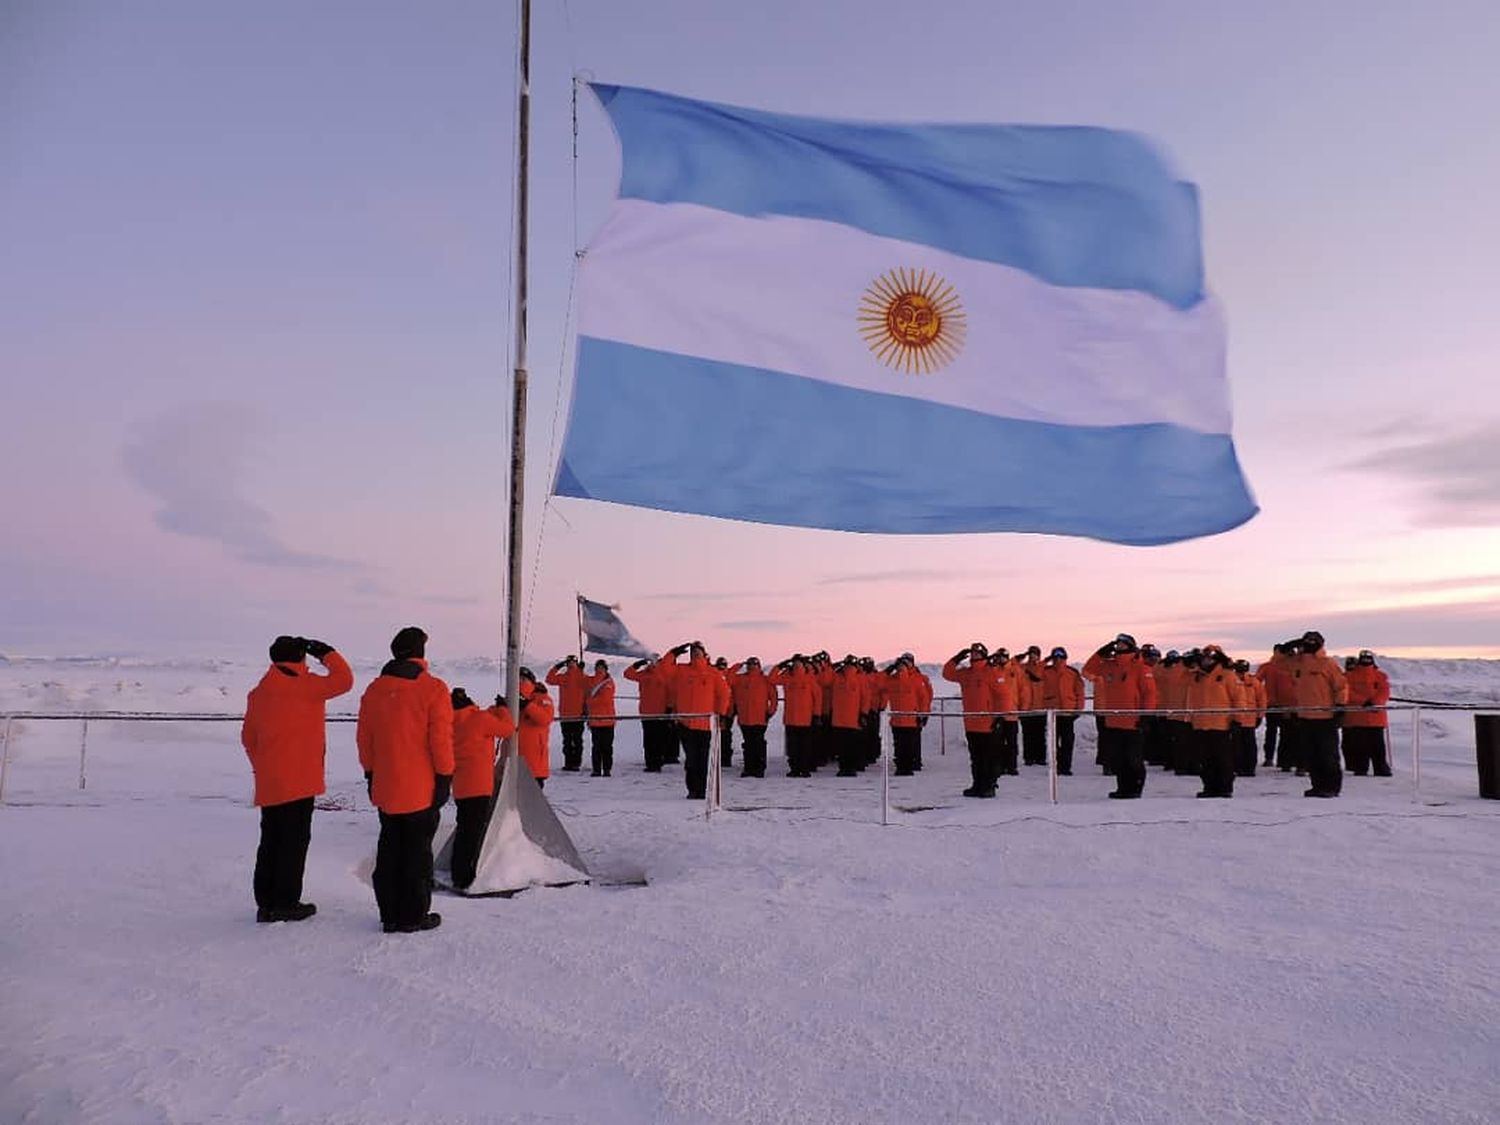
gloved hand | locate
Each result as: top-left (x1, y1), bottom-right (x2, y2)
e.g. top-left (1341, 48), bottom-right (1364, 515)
top-left (952, 648), bottom-right (970, 664)
top-left (364, 771), bottom-right (373, 801)
top-left (917, 716), bottom-right (928, 729)
top-left (304, 639), bottom-right (333, 660)
top-left (432, 774), bottom-right (452, 808)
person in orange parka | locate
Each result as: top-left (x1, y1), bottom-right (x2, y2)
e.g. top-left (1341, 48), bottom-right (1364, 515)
top-left (1185, 644), bottom-right (1243, 798)
top-left (1082, 633), bottom-right (1158, 799)
top-left (356, 626), bottom-right (453, 934)
top-left (881, 654), bottom-right (927, 776)
top-left (664, 641), bottom-right (731, 800)
top-left (1256, 643), bottom-right (1296, 770)
top-left (1232, 659), bottom-right (1266, 778)
top-left (1288, 629), bottom-right (1348, 798)
top-left (584, 659), bottom-right (617, 777)
top-left (545, 656), bottom-right (589, 773)
top-left (1342, 649), bottom-right (1392, 777)
top-left (516, 669), bottom-right (555, 788)
top-left (989, 649), bottom-right (1023, 777)
top-left (942, 642), bottom-right (1001, 798)
top-left (1040, 647), bottom-right (1085, 775)
top-left (771, 654), bottom-right (818, 778)
top-left (830, 655), bottom-right (868, 777)
top-left (728, 657), bottom-right (778, 779)
top-left (713, 656), bottom-right (737, 768)
top-left (242, 634), bottom-right (353, 924)
top-left (447, 687), bottom-right (515, 890)
top-left (1018, 646), bottom-right (1049, 766)
top-left (624, 655), bottom-right (674, 773)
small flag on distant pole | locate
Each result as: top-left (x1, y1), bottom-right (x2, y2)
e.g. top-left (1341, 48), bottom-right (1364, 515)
top-left (554, 85), bottom-right (1257, 546)
top-left (577, 596), bottom-right (653, 659)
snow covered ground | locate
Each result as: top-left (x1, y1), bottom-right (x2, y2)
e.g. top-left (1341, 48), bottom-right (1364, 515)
top-left (2, 657), bottom-right (1498, 1123)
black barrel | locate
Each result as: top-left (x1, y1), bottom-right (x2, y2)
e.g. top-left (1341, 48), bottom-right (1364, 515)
top-left (1477, 715), bottom-right (1500, 800)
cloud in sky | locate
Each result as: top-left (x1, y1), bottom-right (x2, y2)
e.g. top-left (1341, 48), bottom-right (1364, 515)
top-left (815, 568), bottom-right (959, 586)
top-left (1348, 422), bottom-right (1500, 527)
top-left (1171, 597), bottom-right (1500, 654)
top-left (714, 619), bottom-right (793, 632)
top-left (121, 403), bottom-right (361, 571)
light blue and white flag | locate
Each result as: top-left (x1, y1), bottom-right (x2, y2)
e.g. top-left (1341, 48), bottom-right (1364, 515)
top-left (578, 596), bottom-right (652, 659)
top-left (553, 85), bottom-right (1257, 545)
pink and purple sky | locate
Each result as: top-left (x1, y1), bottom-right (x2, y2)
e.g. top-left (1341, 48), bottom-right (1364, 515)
top-left (3, 0), bottom-right (1499, 664)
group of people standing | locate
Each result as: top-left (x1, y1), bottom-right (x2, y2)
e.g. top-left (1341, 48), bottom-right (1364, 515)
top-left (240, 625), bottom-right (1396, 931)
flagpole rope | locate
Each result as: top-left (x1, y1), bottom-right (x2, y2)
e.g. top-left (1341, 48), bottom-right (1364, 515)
top-left (520, 46), bottom-right (586, 654)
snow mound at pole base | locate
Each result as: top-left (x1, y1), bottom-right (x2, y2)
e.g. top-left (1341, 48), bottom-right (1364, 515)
top-left (444, 751), bottom-right (590, 896)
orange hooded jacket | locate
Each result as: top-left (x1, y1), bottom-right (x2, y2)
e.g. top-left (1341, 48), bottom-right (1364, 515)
top-left (242, 651), bottom-right (354, 807)
top-left (1288, 648), bottom-right (1348, 720)
top-left (831, 664), bottom-right (866, 729)
top-left (881, 665), bottom-right (927, 729)
top-left (452, 701), bottom-right (515, 800)
top-left (728, 664), bottom-right (779, 725)
top-left (1082, 651), bottom-right (1158, 730)
top-left (518, 684), bottom-right (554, 779)
top-left (545, 662), bottom-right (588, 720)
top-left (356, 658), bottom-right (455, 815)
top-left (624, 659), bottom-right (673, 717)
top-left (1185, 662), bottom-right (1242, 732)
top-left (668, 653), bottom-right (731, 732)
top-left (1040, 661), bottom-right (1084, 713)
top-left (770, 663), bottom-right (818, 727)
top-left (942, 656), bottom-right (1002, 733)
top-left (1343, 664), bottom-right (1390, 728)
top-left (584, 671), bottom-right (617, 728)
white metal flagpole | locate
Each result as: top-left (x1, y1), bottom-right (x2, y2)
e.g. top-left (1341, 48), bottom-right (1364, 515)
top-left (1046, 708), bottom-right (1058, 805)
top-left (1411, 706), bottom-right (1422, 803)
top-left (881, 716), bottom-right (890, 826)
top-left (78, 719), bottom-right (89, 791)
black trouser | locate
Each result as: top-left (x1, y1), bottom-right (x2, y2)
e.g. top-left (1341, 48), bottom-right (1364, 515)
top-left (785, 724), bottom-right (811, 776)
top-left (1300, 718), bottom-right (1341, 795)
top-left (1055, 715), bottom-right (1076, 774)
top-left (1342, 727), bottom-right (1390, 776)
top-left (1277, 716), bottom-right (1302, 771)
top-left (995, 719), bottom-right (1019, 775)
top-left (1263, 714), bottom-right (1281, 765)
top-left (449, 794), bottom-right (490, 890)
top-left (1197, 728), bottom-right (1235, 796)
top-left (835, 726), bottom-right (864, 775)
top-left (1173, 720), bottom-right (1202, 776)
top-left (560, 720), bottom-right (585, 771)
top-left (590, 725), bottom-right (615, 775)
top-left (718, 716), bottom-right (735, 767)
top-left (1164, 719), bottom-right (1192, 772)
top-left (642, 718), bottom-right (668, 771)
top-left (662, 715), bottom-right (680, 763)
top-left (680, 726), bottom-right (711, 798)
top-left (254, 796), bottom-right (314, 912)
top-left (739, 724), bottom-right (767, 776)
top-left (811, 716), bottom-right (832, 769)
top-left (964, 729), bottom-right (997, 792)
top-left (892, 726), bottom-right (920, 775)
top-left (1104, 726), bottom-right (1146, 796)
top-left (1020, 715), bottom-right (1047, 765)
top-left (1233, 725), bottom-right (1258, 776)
top-left (1141, 716), bottom-right (1165, 766)
top-left (862, 712), bottom-right (880, 766)
top-left (1094, 715), bottom-right (1114, 773)
top-left (374, 806), bottom-right (440, 927)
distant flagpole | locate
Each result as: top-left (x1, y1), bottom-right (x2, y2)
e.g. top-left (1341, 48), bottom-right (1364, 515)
top-left (504, 0), bottom-right (531, 726)
top-left (575, 593), bottom-right (585, 662)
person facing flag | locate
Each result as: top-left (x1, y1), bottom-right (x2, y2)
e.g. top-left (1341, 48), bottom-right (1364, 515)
top-left (555, 85), bottom-right (1256, 545)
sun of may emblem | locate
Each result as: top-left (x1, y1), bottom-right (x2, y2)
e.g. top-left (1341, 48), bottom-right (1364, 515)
top-left (858, 267), bottom-right (967, 374)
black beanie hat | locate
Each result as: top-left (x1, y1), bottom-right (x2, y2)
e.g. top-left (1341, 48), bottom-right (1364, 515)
top-left (390, 626), bottom-right (428, 660)
top-left (451, 687), bottom-right (473, 710)
top-left (269, 635), bottom-right (307, 663)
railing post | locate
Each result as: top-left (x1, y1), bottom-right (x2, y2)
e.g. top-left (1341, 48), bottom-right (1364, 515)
top-left (938, 700), bottom-right (947, 756)
top-left (881, 716), bottom-right (891, 826)
top-left (1046, 709), bottom-right (1058, 805)
top-left (0, 716), bottom-right (13, 804)
top-left (706, 717), bottom-right (720, 821)
top-left (79, 719), bottom-right (89, 790)
top-left (1411, 706), bottom-right (1422, 803)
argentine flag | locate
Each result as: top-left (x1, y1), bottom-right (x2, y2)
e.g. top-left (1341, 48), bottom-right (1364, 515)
top-left (553, 85), bottom-right (1257, 545)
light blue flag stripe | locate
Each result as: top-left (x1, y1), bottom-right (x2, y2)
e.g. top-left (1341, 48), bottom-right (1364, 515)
top-left (555, 339), bottom-right (1257, 545)
top-left (592, 84), bottom-right (1205, 310)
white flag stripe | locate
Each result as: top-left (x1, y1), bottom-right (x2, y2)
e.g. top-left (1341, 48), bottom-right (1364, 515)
top-left (580, 200), bottom-right (1230, 435)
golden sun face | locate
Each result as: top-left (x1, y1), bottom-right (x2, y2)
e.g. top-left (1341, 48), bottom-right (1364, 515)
top-left (859, 268), bottom-right (966, 374)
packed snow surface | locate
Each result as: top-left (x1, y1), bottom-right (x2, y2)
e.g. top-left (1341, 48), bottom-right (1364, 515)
top-left (2, 658), bottom-right (1498, 1123)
